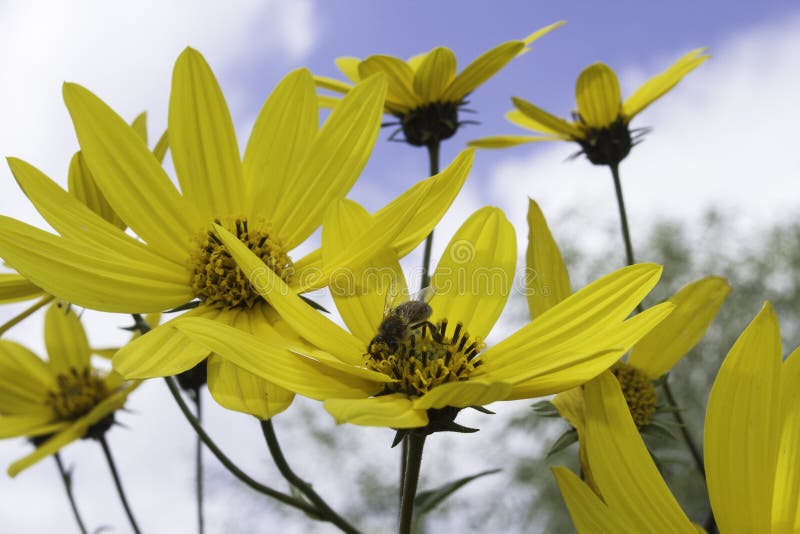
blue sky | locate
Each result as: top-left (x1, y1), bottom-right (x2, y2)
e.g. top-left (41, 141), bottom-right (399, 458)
top-left (0, 1), bottom-right (799, 531)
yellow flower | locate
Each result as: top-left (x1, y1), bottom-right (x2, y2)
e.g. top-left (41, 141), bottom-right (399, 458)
top-left (525, 198), bottom-right (727, 483)
top-left (552, 302), bottom-right (800, 533)
top-left (0, 301), bottom-right (139, 477)
top-left (174, 206), bottom-right (672, 431)
top-left (0, 48), bottom-right (473, 420)
top-left (470, 49), bottom-right (709, 165)
top-left (314, 21), bottom-right (564, 146)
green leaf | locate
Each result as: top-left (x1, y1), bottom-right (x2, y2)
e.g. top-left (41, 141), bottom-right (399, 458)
top-left (415, 469), bottom-right (502, 517)
top-left (640, 420), bottom-right (677, 440)
top-left (531, 399), bottom-right (560, 418)
top-left (546, 428), bottom-right (578, 458)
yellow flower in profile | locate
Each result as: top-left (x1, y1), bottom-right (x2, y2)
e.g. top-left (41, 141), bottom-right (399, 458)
top-left (174, 206), bottom-right (672, 431)
top-left (0, 302), bottom-right (139, 477)
top-left (0, 47), bottom-right (474, 420)
top-left (314, 21), bottom-right (564, 146)
top-left (470, 49), bottom-right (708, 166)
top-left (552, 302), bottom-right (800, 533)
top-left (526, 198), bottom-right (728, 429)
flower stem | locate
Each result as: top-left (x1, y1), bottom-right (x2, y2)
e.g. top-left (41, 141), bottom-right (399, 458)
top-left (260, 419), bottom-right (360, 534)
top-left (54, 453), bottom-right (88, 534)
top-left (398, 433), bottom-right (426, 534)
top-left (192, 388), bottom-right (204, 534)
top-left (0, 295), bottom-right (54, 336)
top-left (609, 163), bottom-right (636, 267)
top-left (98, 435), bottom-right (141, 534)
top-left (419, 140), bottom-right (441, 290)
top-left (163, 375), bottom-right (318, 515)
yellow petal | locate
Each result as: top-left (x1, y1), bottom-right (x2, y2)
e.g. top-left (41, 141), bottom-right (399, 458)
top-left (207, 356), bottom-right (294, 420)
top-left (130, 111), bottom-right (148, 142)
top-left (627, 276), bottom-right (730, 378)
top-left (62, 83), bottom-right (198, 258)
top-left (552, 467), bottom-right (630, 533)
top-left (8, 381), bottom-right (139, 477)
top-left (335, 57), bottom-right (362, 83)
top-left (772, 346), bottom-right (800, 530)
top-left (521, 20), bottom-right (566, 46)
top-left (552, 387), bottom-right (598, 492)
top-left (244, 68), bottom-right (317, 219)
top-left (8, 157), bottom-right (186, 273)
top-left (358, 55), bottom-right (419, 109)
top-left (322, 200), bottom-right (406, 342)
top-left (581, 371), bottom-right (695, 532)
top-left (44, 301), bottom-right (91, 376)
top-left (705, 302), bottom-right (782, 533)
top-left (317, 94), bottom-right (343, 109)
top-left (0, 340), bottom-right (54, 413)
top-left (441, 41), bottom-right (524, 102)
top-left (274, 74), bottom-right (387, 249)
top-left (68, 151), bottom-right (126, 230)
top-left (313, 74), bottom-right (355, 94)
top-left (0, 216), bottom-right (192, 313)
top-left (413, 380), bottom-right (511, 410)
top-left (482, 263), bottom-right (662, 375)
top-left (175, 318), bottom-right (383, 400)
top-left (622, 48), bottom-right (709, 120)
top-left (406, 51), bottom-right (428, 72)
top-left (500, 302), bottom-right (673, 398)
top-left (372, 148), bottom-right (474, 259)
top-left (526, 198), bottom-right (572, 319)
top-left (111, 306), bottom-right (219, 379)
top-left (169, 47), bottom-right (245, 218)
top-left (153, 129), bottom-right (169, 163)
top-left (511, 97), bottom-right (582, 138)
top-left (296, 177), bottom-right (434, 293)
top-left (430, 207), bottom-right (515, 340)
top-left (413, 47), bottom-right (457, 102)
top-left (575, 63), bottom-right (622, 129)
top-left (0, 414), bottom-right (67, 439)
top-left (0, 274), bottom-right (43, 304)
top-left (468, 135), bottom-right (553, 149)
top-left (324, 394), bottom-right (428, 428)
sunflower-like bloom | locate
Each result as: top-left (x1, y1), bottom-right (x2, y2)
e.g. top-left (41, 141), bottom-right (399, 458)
top-left (553, 302), bottom-right (800, 533)
top-left (174, 205), bottom-right (672, 431)
top-left (527, 199), bottom-right (728, 430)
top-left (470, 49), bottom-right (708, 166)
top-left (0, 302), bottom-right (139, 477)
top-left (0, 48), bottom-right (473, 420)
top-left (314, 21), bottom-right (564, 146)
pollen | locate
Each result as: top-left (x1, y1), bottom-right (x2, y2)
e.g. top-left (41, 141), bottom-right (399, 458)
top-left (610, 361), bottom-right (657, 428)
top-left (365, 319), bottom-right (484, 397)
top-left (46, 367), bottom-right (107, 420)
top-left (189, 216), bottom-right (294, 310)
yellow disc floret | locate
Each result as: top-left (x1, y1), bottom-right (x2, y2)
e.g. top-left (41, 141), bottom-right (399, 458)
top-left (610, 361), bottom-right (657, 428)
top-left (366, 320), bottom-right (484, 397)
top-left (47, 367), bottom-right (107, 420)
top-left (190, 216), bottom-right (293, 310)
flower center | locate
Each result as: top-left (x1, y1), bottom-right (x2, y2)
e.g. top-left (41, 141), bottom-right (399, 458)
top-left (610, 361), bottom-right (657, 428)
top-left (189, 216), bottom-right (293, 310)
top-left (575, 117), bottom-right (633, 166)
top-left (47, 367), bottom-right (107, 420)
top-left (398, 101), bottom-right (461, 147)
top-left (365, 319), bottom-right (484, 398)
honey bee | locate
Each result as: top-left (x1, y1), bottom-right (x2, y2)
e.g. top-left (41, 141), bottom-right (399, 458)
top-left (368, 287), bottom-right (440, 355)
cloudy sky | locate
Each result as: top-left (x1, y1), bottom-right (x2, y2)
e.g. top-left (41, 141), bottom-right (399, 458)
top-left (0, 0), bottom-right (798, 532)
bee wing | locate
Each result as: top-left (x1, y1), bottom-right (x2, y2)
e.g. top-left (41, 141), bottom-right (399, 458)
top-left (408, 285), bottom-right (435, 304)
top-left (383, 283), bottom-right (407, 317)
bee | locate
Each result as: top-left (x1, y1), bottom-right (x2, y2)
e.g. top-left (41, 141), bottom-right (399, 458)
top-left (368, 286), bottom-right (441, 355)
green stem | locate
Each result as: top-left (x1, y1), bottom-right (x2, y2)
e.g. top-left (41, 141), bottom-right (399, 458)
top-left (260, 420), bottom-right (360, 534)
top-left (193, 389), bottom-right (204, 534)
top-left (0, 295), bottom-right (54, 336)
top-left (398, 433), bottom-right (426, 534)
top-left (419, 141), bottom-right (441, 290)
top-left (99, 435), bottom-right (141, 534)
top-left (54, 453), bottom-right (88, 534)
top-left (163, 376), bottom-right (317, 515)
top-left (131, 315), bottom-right (318, 517)
top-left (609, 163), bottom-right (636, 267)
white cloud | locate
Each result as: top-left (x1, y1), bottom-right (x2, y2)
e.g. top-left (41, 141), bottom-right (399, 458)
top-left (486, 13), bottom-right (800, 257)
